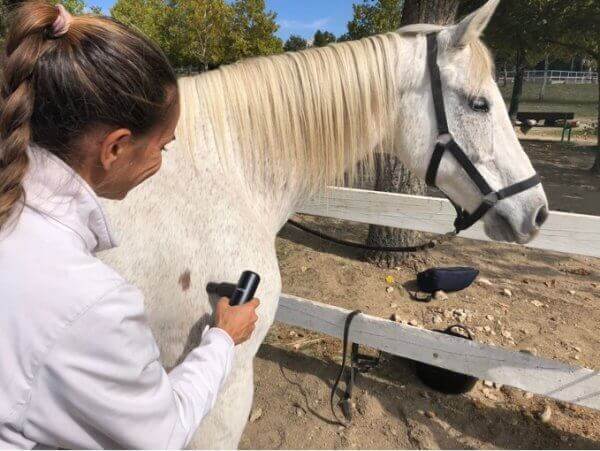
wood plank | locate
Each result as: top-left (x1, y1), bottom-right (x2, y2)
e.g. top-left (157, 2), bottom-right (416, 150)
top-left (297, 187), bottom-right (600, 258)
top-left (517, 112), bottom-right (575, 120)
top-left (276, 294), bottom-right (600, 410)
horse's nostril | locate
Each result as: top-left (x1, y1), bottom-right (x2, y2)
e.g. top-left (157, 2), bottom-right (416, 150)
top-left (535, 205), bottom-right (549, 228)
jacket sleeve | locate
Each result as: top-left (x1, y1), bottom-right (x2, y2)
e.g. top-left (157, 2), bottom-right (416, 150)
top-left (22, 283), bottom-right (235, 450)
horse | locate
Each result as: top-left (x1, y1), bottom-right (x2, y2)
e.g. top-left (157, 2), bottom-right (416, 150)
top-left (101, 0), bottom-right (548, 447)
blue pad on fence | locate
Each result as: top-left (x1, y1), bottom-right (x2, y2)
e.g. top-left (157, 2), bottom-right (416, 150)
top-left (417, 267), bottom-right (479, 294)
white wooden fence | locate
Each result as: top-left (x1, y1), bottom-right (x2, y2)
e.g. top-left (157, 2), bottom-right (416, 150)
top-left (274, 187), bottom-right (600, 410)
top-left (298, 187), bottom-right (600, 258)
top-left (498, 69), bottom-right (598, 84)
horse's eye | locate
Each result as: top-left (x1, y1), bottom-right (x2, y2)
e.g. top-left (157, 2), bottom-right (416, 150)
top-left (469, 97), bottom-right (489, 113)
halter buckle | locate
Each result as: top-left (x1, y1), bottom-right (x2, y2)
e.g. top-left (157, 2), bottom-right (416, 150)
top-left (436, 133), bottom-right (453, 146)
top-left (482, 192), bottom-right (500, 206)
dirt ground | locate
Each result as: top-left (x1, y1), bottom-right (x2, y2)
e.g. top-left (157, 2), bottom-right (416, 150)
top-left (239, 140), bottom-right (600, 450)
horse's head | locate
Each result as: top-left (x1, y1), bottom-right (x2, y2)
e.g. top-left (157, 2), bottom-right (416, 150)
top-left (396, 0), bottom-right (548, 243)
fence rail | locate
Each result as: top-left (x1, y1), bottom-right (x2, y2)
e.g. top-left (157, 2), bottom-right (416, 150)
top-left (276, 294), bottom-right (600, 411)
top-left (272, 187), bottom-right (600, 413)
top-left (297, 187), bottom-right (600, 258)
top-left (497, 69), bottom-right (598, 84)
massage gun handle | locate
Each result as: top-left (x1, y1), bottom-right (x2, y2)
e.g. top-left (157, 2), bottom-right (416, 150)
top-left (229, 271), bottom-right (260, 306)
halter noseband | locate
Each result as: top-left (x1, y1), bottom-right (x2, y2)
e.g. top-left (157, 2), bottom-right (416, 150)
top-left (424, 32), bottom-right (541, 233)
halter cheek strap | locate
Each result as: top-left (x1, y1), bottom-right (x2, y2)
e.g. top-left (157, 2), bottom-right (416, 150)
top-left (424, 32), bottom-right (541, 233)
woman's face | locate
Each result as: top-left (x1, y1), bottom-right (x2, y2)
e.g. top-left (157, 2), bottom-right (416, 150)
top-left (86, 89), bottom-right (181, 200)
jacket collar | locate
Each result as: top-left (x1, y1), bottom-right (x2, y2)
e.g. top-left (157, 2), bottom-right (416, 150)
top-left (22, 146), bottom-right (118, 253)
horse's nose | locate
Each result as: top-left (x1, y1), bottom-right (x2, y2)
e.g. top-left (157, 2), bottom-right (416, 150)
top-left (534, 204), bottom-right (549, 229)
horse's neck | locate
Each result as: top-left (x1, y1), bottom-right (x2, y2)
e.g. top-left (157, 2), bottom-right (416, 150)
top-left (199, 34), bottom-right (423, 234)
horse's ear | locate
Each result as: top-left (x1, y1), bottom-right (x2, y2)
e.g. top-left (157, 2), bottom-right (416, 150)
top-left (450, 0), bottom-right (500, 48)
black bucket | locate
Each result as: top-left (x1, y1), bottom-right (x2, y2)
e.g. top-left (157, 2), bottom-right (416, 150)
top-left (415, 325), bottom-right (478, 394)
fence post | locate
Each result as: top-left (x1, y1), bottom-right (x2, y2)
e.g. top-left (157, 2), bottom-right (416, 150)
top-left (539, 55), bottom-right (549, 100)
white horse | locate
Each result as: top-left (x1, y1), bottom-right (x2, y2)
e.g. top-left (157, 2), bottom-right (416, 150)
top-left (101, 0), bottom-right (548, 447)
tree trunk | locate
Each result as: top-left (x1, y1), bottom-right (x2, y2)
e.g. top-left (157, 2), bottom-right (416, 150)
top-left (591, 61), bottom-right (600, 175)
top-left (365, 0), bottom-right (460, 268)
top-left (508, 45), bottom-right (525, 121)
top-left (538, 54), bottom-right (548, 101)
top-left (399, 0), bottom-right (460, 25)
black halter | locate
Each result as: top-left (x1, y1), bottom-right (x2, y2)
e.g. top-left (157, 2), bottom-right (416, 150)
top-left (424, 33), bottom-right (541, 233)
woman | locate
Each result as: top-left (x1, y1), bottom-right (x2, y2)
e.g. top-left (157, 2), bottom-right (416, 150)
top-left (0, 2), bottom-right (260, 449)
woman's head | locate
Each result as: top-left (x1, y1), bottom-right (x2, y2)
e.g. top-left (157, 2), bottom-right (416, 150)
top-left (0, 1), bottom-right (179, 228)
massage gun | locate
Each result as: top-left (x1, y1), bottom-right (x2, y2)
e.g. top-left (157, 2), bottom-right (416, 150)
top-left (206, 270), bottom-right (260, 306)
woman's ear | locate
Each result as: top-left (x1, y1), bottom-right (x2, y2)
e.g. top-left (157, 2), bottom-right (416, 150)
top-left (99, 128), bottom-right (133, 171)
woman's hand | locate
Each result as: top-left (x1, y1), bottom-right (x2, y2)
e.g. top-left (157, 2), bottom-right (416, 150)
top-left (215, 298), bottom-right (260, 345)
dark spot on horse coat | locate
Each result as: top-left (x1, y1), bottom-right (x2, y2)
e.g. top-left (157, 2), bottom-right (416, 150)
top-left (179, 270), bottom-right (191, 291)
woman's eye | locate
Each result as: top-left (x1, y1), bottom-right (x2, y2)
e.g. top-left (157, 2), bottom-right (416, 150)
top-left (469, 97), bottom-right (489, 113)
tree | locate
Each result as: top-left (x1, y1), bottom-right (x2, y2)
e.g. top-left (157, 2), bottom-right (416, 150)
top-left (460, 0), bottom-right (550, 121)
top-left (89, 5), bottom-right (103, 14)
top-left (165, 0), bottom-right (231, 69)
top-left (56, 0), bottom-right (86, 14)
top-left (112, 0), bottom-right (282, 69)
top-left (283, 34), bottom-right (308, 52)
top-left (400, 0), bottom-right (459, 24)
top-left (337, 32), bottom-right (352, 42)
top-left (111, 0), bottom-right (169, 50)
top-left (226, 0), bottom-right (283, 61)
top-left (312, 29), bottom-right (336, 47)
top-left (543, 0), bottom-right (599, 173)
top-left (464, 0), bottom-right (599, 173)
top-left (346, 0), bottom-right (403, 40)
top-left (112, 0), bottom-right (230, 70)
top-left (346, 0), bottom-right (460, 268)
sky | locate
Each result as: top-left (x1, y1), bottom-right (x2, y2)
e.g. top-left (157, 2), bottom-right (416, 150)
top-left (265, 0), bottom-right (355, 41)
top-left (92, 0), bottom-right (356, 41)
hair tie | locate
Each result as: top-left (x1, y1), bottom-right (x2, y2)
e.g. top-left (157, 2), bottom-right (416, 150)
top-left (50, 4), bottom-right (73, 38)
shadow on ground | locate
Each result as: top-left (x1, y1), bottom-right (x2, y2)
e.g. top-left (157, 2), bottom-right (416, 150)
top-left (251, 343), bottom-right (600, 449)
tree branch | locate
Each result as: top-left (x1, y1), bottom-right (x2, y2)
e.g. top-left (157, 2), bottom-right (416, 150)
top-left (546, 38), bottom-right (599, 60)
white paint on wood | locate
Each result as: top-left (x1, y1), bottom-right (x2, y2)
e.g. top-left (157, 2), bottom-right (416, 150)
top-left (276, 294), bottom-right (600, 410)
top-left (297, 187), bottom-right (600, 258)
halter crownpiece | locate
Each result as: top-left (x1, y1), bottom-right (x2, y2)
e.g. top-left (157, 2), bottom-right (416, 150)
top-left (424, 32), bottom-right (541, 233)
top-left (51, 4), bottom-right (73, 38)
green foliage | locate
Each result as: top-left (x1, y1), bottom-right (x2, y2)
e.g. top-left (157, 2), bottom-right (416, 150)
top-left (283, 34), bottom-right (308, 52)
top-left (461, 0), bottom-right (598, 65)
top-left (111, 0), bottom-right (282, 69)
top-left (346, 0), bottom-right (403, 40)
top-left (226, 0), bottom-right (283, 60)
top-left (545, 0), bottom-right (598, 61)
top-left (89, 5), bottom-right (103, 14)
top-left (111, 0), bottom-right (169, 49)
top-left (53, 0), bottom-right (86, 15)
top-left (312, 29), bottom-right (336, 47)
top-left (336, 32), bottom-right (352, 42)
top-left (461, 0), bottom-right (551, 65)
top-left (164, 0), bottom-right (232, 68)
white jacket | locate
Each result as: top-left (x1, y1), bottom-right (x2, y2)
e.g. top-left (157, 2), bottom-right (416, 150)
top-left (0, 147), bottom-right (235, 449)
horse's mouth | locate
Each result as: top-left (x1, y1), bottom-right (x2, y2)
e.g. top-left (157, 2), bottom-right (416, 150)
top-left (484, 210), bottom-right (538, 244)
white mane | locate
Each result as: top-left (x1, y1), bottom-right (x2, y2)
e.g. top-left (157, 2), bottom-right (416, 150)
top-left (177, 30), bottom-right (494, 192)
